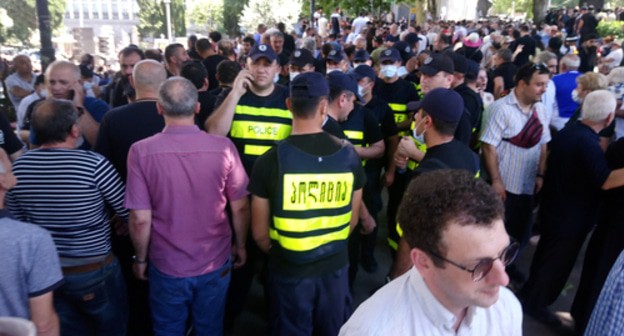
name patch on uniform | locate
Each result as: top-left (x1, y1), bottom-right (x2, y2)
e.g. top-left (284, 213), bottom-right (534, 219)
top-left (283, 173), bottom-right (354, 210)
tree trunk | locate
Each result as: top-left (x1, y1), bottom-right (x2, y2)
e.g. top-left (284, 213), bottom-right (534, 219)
top-left (533, 0), bottom-right (548, 25)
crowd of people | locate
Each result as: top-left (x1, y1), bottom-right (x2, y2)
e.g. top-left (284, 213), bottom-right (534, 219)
top-left (2, 5), bottom-right (624, 336)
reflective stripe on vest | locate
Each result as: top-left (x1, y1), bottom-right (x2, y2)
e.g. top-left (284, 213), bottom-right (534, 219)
top-left (388, 103), bottom-right (409, 135)
top-left (271, 141), bottom-right (358, 264)
top-left (341, 106), bottom-right (369, 166)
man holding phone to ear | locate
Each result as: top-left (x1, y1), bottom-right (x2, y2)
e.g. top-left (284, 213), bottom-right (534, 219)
top-left (22, 60), bottom-right (109, 148)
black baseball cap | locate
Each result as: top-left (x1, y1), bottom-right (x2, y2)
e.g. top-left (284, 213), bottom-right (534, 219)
top-left (290, 72), bottom-right (329, 98)
top-left (420, 53), bottom-right (455, 76)
top-left (404, 32), bottom-right (421, 48)
top-left (420, 88), bottom-right (464, 122)
top-left (443, 51), bottom-right (468, 75)
top-left (249, 44), bottom-right (277, 63)
top-left (379, 48), bottom-right (402, 63)
top-left (350, 64), bottom-right (376, 81)
top-left (327, 72), bottom-right (363, 102)
top-left (290, 49), bottom-right (315, 67)
top-left (353, 49), bottom-right (370, 62)
top-left (394, 41), bottom-right (414, 63)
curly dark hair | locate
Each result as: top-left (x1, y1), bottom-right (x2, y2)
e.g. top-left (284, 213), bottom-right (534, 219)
top-left (397, 170), bottom-right (504, 267)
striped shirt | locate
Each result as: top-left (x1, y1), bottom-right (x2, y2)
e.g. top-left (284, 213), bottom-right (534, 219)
top-left (6, 149), bottom-right (128, 264)
top-left (585, 250), bottom-right (624, 336)
top-left (480, 91), bottom-right (551, 195)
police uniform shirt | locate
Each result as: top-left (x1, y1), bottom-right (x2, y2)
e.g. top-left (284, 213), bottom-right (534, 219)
top-left (373, 78), bottom-right (420, 130)
top-left (248, 132), bottom-right (366, 277)
top-left (323, 115), bottom-right (347, 139)
top-left (365, 96), bottom-right (399, 139)
top-left (229, 84), bottom-right (290, 174)
top-left (413, 139), bottom-right (479, 177)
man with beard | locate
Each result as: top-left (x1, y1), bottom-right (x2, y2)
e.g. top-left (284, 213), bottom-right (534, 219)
top-left (579, 33), bottom-right (599, 73)
top-left (109, 47), bottom-right (145, 108)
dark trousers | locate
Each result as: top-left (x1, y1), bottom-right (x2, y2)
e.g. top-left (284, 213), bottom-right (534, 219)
top-left (386, 171), bottom-right (411, 258)
top-left (267, 266), bottom-right (352, 336)
top-left (504, 192), bottom-right (535, 247)
top-left (520, 232), bottom-right (587, 309)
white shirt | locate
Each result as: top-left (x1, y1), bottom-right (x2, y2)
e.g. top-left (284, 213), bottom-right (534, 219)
top-left (542, 79), bottom-right (558, 127)
top-left (15, 91), bottom-right (42, 132)
top-left (318, 17), bottom-right (328, 37)
top-left (5, 72), bottom-right (36, 110)
top-left (339, 267), bottom-right (523, 336)
top-left (418, 33), bottom-right (428, 53)
top-left (480, 90), bottom-right (551, 195)
top-left (352, 16), bottom-right (368, 35)
top-left (605, 48), bottom-right (623, 69)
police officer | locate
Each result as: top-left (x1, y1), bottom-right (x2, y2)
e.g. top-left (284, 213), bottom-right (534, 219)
top-left (205, 43), bottom-right (290, 325)
top-left (249, 72), bottom-right (366, 335)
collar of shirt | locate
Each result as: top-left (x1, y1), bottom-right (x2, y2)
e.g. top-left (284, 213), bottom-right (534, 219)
top-left (162, 125), bottom-right (201, 134)
top-left (409, 267), bottom-right (477, 332)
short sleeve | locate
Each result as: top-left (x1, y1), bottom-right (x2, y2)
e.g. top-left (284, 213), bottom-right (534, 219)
top-left (224, 140), bottom-right (250, 201)
top-left (124, 144), bottom-right (152, 210)
top-left (480, 104), bottom-right (506, 146)
top-left (27, 228), bottom-right (64, 297)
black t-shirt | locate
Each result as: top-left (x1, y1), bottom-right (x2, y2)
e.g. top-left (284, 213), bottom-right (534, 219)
top-left (323, 115), bottom-right (347, 139)
top-left (455, 83), bottom-right (484, 133)
top-left (539, 122), bottom-right (611, 237)
top-left (493, 62), bottom-right (518, 94)
top-left (202, 54), bottom-right (227, 92)
top-left (373, 78), bottom-right (420, 132)
top-left (511, 35), bottom-right (536, 68)
top-left (341, 105), bottom-right (384, 146)
top-left (413, 139), bottom-right (479, 176)
top-left (248, 132), bottom-right (366, 277)
top-left (196, 91), bottom-right (216, 130)
top-left (455, 108), bottom-right (473, 146)
top-left (579, 46), bottom-right (598, 73)
top-left (93, 101), bottom-right (164, 181)
top-left (566, 106), bottom-right (614, 138)
top-left (365, 96), bottom-right (399, 139)
top-left (580, 13), bottom-right (598, 36)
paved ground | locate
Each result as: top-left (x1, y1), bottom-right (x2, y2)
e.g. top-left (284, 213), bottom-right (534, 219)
top-left (227, 192), bottom-right (586, 336)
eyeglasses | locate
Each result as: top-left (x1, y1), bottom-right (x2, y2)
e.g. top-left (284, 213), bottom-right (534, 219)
top-left (428, 242), bottom-right (519, 282)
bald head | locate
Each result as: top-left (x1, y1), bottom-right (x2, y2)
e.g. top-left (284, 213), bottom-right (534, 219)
top-left (158, 77), bottom-right (198, 118)
top-left (132, 59), bottom-right (167, 96)
top-left (45, 60), bottom-right (80, 82)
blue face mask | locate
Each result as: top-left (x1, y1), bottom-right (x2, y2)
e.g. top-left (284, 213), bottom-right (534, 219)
top-left (412, 118), bottom-right (426, 144)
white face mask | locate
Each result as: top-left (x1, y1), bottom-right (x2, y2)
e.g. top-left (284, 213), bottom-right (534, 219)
top-left (273, 73), bottom-right (280, 83)
top-left (327, 68), bottom-right (341, 74)
top-left (412, 118), bottom-right (426, 144)
top-left (289, 72), bottom-right (300, 82)
top-left (358, 85), bottom-right (365, 97)
top-left (572, 89), bottom-right (582, 104)
top-left (380, 65), bottom-right (398, 78)
top-left (397, 66), bottom-right (408, 77)
top-left (39, 89), bottom-right (47, 98)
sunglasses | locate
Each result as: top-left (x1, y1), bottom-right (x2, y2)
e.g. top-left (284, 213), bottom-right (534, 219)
top-left (530, 62), bottom-right (551, 74)
top-left (428, 242), bottom-right (519, 282)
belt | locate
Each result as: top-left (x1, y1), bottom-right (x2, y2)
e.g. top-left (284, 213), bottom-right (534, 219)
top-left (62, 253), bottom-right (114, 275)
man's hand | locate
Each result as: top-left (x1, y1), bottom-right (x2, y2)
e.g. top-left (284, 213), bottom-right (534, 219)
top-left (382, 170), bottom-right (395, 187)
top-left (133, 262), bottom-right (148, 281)
top-left (360, 215), bottom-right (376, 234)
top-left (535, 176), bottom-right (544, 194)
top-left (232, 243), bottom-right (247, 269)
top-left (231, 70), bottom-right (254, 98)
top-left (491, 178), bottom-right (507, 201)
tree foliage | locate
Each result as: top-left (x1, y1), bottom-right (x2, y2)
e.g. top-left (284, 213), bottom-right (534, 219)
top-left (239, 0), bottom-right (302, 34)
top-left (187, 0), bottom-right (223, 35)
top-left (223, 0), bottom-right (247, 37)
top-left (1, 0), bottom-right (66, 45)
top-left (137, 0), bottom-right (185, 39)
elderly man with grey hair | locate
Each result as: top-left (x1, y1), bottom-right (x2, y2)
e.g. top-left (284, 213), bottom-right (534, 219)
top-left (125, 77), bottom-right (250, 335)
top-left (520, 90), bottom-right (624, 327)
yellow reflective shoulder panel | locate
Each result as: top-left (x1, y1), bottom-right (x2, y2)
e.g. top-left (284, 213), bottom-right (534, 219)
top-left (388, 103), bottom-right (407, 112)
top-left (282, 173), bottom-right (354, 211)
top-left (344, 130), bottom-right (364, 141)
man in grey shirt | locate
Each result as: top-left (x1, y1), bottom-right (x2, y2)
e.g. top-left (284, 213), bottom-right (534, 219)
top-left (0, 148), bottom-right (63, 335)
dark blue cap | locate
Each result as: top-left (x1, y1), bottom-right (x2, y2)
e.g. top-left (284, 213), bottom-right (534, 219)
top-left (327, 71), bottom-right (363, 102)
top-left (465, 59), bottom-right (480, 81)
top-left (289, 48), bottom-right (315, 67)
top-left (393, 41), bottom-right (414, 62)
top-left (420, 53), bottom-right (454, 76)
top-left (353, 49), bottom-right (370, 62)
top-left (420, 88), bottom-right (464, 122)
top-left (404, 32), bottom-right (421, 48)
top-left (351, 64), bottom-right (376, 81)
top-left (379, 48), bottom-right (401, 63)
top-left (249, 44), bottom-right (277, 63)
top-left (290, 72), bottom-right (329, 98)
top-left (326, 48), bottom-right (344, 62)
top-left (443, 50), bottom-right (468, 75)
